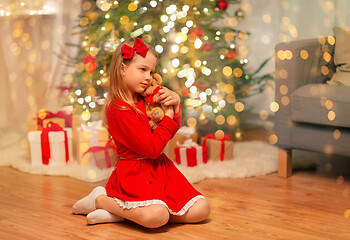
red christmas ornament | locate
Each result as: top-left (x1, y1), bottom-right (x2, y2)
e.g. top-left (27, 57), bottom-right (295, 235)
top-left (226, 51), bottom-right (236, 59)
top-left (203, 44), bottom-right (211, 51)
top-left (217, 0), bottom-right (228, 11)
top-left (192, 28), bottom-right (204, 39)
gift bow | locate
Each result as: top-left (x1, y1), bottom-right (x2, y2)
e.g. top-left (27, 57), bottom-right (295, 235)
top-left (80, 120), bottom-right (104, 131)
top-left (82, 138), bottom-right (117, 168)
top-left (203, 134), bottom-right (230, 161)
top-left (84, 55), bottom-right (97, 64)
top-left (84, 55), bottom-right (98, 73)
top-left (41, 122), bottom-right (69, 165)
top-left (37, 110), bottom-right (72, 128)
top-left (144, 86), bottom-right (163, 106)
top-left (176, 138), bottom-right (199, 148)
top-left (121, 38), bottom-right (148, 60)
top-left (177, 126), bottom-right (196, 138)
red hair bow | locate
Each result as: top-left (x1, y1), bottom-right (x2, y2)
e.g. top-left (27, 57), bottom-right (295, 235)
top-left (121, 38), bottom-right (148, 60)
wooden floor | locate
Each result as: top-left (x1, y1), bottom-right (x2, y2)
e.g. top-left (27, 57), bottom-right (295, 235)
top-left (1, 127), bottom-right (350, 239)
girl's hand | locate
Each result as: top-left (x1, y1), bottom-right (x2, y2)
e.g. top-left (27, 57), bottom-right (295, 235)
top-left (162, 105), bottom-right (174, 119)
top-left (157, 87), bottom-right (180, 114)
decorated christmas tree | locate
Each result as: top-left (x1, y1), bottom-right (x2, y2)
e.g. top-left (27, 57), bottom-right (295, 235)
top-left (63, 0), bottom-right (271, 138)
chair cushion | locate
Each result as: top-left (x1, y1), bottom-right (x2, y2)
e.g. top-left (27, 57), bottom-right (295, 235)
top-left (291, 84), bottom-right (350, 128)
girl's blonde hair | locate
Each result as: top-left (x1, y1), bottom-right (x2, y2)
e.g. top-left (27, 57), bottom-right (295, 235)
top-left (102, 38), bottom-right (158, 126)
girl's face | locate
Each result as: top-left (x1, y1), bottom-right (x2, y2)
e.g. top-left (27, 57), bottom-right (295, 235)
top-left (121, 52), bottom-right (157, 102)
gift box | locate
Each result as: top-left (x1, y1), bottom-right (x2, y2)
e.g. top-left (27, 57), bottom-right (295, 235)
top-left (202, 134), bottom-right (234, 161)
top-left (94, 148), bottom-right (118, 169)
top-left (77, 120), bottom-right (110, 165)
top-left (71, 114), bottom-right (82, 157)
top-left (27, 109), bottom-right (73, 131)
top-left (82, 138), bottom-right (118, 169)
top-left (174, 139), bottom-right (208, 167)
top-left (43, 118), bottom-right (65, 128)
top-left (28, 122), bottom-right (73, 166)
top-left (163, 126), bottom-right (198, 161)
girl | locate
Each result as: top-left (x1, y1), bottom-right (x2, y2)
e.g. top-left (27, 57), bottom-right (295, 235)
top-left (72, 38), bottom-right (210, 228)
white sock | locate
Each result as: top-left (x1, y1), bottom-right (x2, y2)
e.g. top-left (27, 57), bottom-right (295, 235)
top-left (87, 209), bottom-right (125, 225)
top-left (72, 186), bottom-right (106, 215)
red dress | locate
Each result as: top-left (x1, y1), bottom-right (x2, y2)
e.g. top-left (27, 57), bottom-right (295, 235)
top-left (105, 99), bottom-right (204, 215)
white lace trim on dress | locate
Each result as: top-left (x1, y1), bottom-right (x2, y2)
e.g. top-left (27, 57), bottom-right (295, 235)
top-left (113, 195), bottom-right (205, 216)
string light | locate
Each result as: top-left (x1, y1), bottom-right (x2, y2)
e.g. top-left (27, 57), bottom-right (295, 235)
top-left (161, 15), bottom-right (168, 22)
top-left (144, 25), bottom-right (152, 31)
top-left (150, 1), bottom-right (157, 7)
top-left (182, 5), bottom-right (190, 12)
top-left (194, 38), bottom-right (202, 48)
top-left (171, 44), bottom-right (179, 53)
top-left (155, 45), bottom-right (164, 53)
top-left (166, 5), bottom-right (177, 15)
top-left (75, 90), bottom-right (82, 96)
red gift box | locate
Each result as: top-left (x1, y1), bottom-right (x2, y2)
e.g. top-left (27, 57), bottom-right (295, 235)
top-left (174, 145), bottom-right (208, 167)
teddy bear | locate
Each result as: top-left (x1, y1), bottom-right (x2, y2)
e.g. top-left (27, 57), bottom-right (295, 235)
top-left (141, 73), bottom-right (165, 130)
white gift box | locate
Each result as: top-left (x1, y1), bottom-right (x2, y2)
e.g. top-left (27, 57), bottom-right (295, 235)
top-left (162, 126), bottom-right (198, 161)
top-left (77, 120), bottom-right (109, 165)
top-left (28, 128), bottom-right (73, 166)
top-left (174, 145), bottom-right (208, 167)
top-left (174, 139), bottom-right (208, 167)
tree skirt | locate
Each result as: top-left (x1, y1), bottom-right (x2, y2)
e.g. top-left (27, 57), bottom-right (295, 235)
top-left (1, 141), bottom-right (278, 183)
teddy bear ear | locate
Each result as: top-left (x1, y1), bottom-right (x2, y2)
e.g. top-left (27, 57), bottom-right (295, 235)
top-left (153, 73), bottom-right (162, 85)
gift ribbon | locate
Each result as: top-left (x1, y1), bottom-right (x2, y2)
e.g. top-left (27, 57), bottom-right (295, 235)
top-left (175, 145), bottom-right (207, 167)
top-left (84, 55), bottom-right (98, 73)
top-left (37, 110), bottom-right (72, 128)
top-left (202, 134), bottom-right (230, 161)
top-left (82, 138), bottom-right (117, 168)
top-left (41, 122), bottom-right (69, 165)
top-left (144, 86), bottom-right (163, 106)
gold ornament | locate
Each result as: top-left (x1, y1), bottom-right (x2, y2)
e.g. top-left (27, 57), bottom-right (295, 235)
top-left (87, 87), bottom-right (97, 97)
top-left (187, 118), bottom-right (197, 127)
top-left (111, 1), bottom-right (119, 8)
top-left (199, 112), bottom-right (209, 125)
top-left (81, 111), bottom-right (91, 121)
top-left (100, 73), bottom-right (110, 87)
top-left (235, 9), bottom-right (245, 21)
top-left (234, 127), bottom-right (243, 141)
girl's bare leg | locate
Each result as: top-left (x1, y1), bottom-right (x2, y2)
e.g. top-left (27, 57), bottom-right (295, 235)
top-left (169, 198), bottom-right (210, 223)
top-left (95, 195), bottom-right (170, 228)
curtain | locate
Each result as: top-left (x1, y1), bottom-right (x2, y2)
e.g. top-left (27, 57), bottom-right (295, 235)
top-left (0, 0), bottom-right (81, 165)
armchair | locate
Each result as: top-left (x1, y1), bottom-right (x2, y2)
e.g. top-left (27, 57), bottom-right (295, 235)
top-left (274, 38), bottom-right (350, 177)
